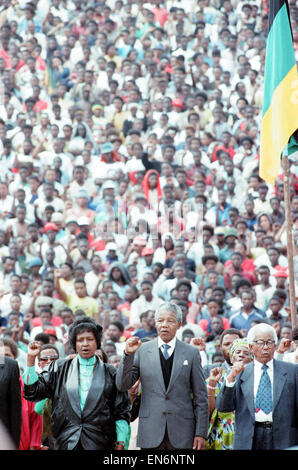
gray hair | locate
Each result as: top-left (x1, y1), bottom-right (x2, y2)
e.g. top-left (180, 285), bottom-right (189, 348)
top-left (154, 302), bottom-right (183, 323)
top-left (247, 323), bottom-right (278, 345)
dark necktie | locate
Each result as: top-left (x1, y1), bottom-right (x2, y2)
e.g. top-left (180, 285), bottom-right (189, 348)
top-left (255, 364), bottom-right (273, 414)
top-left (162, 344), bottom-right (171, 360)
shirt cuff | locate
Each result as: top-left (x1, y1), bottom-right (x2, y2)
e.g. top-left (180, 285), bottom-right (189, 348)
top-left (23, 366), bottom-right (39, 385)
top-left (225, 377), bottom-right (236, 387)
top-left (34, 398), bottom-right (48, 415)
top-left (116, 419), bottom-right (130, 449)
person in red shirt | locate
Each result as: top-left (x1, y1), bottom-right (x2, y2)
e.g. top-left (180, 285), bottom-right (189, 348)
top-left (224, 252), bottom-right (256, 289)
top-left (151, 0), bottom-right (169, 27)
top-left (198, 298), bottom-right (230, 335)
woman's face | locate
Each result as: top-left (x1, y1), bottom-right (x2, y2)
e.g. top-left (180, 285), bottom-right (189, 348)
top-left (112, 267), bottom-right (122, 281)
top-left (259, 215), bottom-right (271, 230)
top-left (76, 330), bottom-right (98, 359)
top-left (231, 346), bottom-right (251, 365)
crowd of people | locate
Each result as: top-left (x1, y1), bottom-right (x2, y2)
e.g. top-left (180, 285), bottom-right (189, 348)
top-left (0, 0), bottom-right (297, 452)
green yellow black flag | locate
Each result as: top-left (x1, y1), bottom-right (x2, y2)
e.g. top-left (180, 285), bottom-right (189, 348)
top-left (260, 0), bottom-right (298, 184)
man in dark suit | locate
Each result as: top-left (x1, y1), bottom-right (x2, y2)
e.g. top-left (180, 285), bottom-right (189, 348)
top-left (0, 354), bottom-right (22, 448)
top-left (116, 301), bottom-right (209, 450)
top-left (216, 323), bottom-right (298, 449)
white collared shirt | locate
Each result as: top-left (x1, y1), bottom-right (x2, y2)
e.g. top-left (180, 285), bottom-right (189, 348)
top-left (225, 358), bottom-right (274, 422)
top-left (158, 336), bottom-right (177, 358)
top-left (253, 359), bottom-right (273, 422)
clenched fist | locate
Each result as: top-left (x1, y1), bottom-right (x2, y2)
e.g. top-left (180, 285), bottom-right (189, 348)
top-left (125, 337), bottom-right (142, 355)
top-left (226, 361), bottom-right (245, 384)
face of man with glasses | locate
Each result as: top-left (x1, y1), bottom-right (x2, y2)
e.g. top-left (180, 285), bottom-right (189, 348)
top-left (38, 348), bottom-right (59, 370)
top-left (249, 330), bottom-right (277, 365)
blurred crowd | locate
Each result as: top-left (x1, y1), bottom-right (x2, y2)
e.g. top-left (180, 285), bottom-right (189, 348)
top-left (0, 0), bottom-right (297, 450)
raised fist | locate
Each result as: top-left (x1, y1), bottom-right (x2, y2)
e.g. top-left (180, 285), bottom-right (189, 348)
top-left (125, 336), bottom-right (142, 355)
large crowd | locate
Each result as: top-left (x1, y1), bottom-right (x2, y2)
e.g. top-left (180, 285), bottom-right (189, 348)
top-left (0, 0), bottom-right (297, 452)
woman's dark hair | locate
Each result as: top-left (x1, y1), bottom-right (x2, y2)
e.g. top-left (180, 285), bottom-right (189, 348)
top-left (68, 317), bottom-right (103, 351)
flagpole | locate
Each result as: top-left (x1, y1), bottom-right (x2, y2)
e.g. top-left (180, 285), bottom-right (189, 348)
top-left (282, 154), bottom-right (296, 328)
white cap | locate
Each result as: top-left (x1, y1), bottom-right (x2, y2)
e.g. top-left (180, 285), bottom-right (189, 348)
top-left (77, 216), bottom-right (90, 226)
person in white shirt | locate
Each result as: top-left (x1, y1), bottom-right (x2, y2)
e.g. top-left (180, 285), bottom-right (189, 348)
top-left (129, 280), bottom-right (164, 328)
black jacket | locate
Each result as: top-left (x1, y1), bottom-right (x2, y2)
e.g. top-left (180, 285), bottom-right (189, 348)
top-left (24, 356), bottom-right (131, 450)
top-left (0, 356), bottom-right (22, 448)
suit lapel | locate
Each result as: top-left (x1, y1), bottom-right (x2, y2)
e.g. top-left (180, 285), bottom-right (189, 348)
top-left (147, 338), bottom-right (166, 393)
top-left (66, 356), bottom-right (82, 418)
top-left (166, 339), bottom-right (184, 393)
top-left (82, 357), bottom-right (105, 418)
top-left (240, 362), bottom-right (255, 421)
top-left (272, 359), bottom-right (287, 412)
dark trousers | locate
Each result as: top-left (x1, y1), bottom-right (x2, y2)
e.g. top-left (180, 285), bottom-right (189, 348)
top-left (142, 427), bottom-right (176, 451)
top-left (252, 423), bottom-right (273, 450)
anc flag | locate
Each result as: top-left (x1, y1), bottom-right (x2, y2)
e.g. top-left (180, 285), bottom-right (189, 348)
top-left (260, 0), bottom-right (298, 185)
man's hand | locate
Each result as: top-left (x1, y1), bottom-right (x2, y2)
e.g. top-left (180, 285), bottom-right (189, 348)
top-left (129, 378), bottom-right (141, 402)
top-left (226, 361), bottom-right (245, 383)
top-left (276, 338), bottom-right (292, 354)
top-left (125, 336), bottom-right (142, 355)
top-left (192, 436), bottom-right (206, 450)
top-left (191, 337), bottom-right (206, 351)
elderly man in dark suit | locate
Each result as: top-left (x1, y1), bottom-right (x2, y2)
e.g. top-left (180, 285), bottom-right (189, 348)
top-left (116, 301), bottom-right (209, 450)
top-left (216, 323), bottom-right (298, 449)
top-left (0, 354), bottom-right (22, 448)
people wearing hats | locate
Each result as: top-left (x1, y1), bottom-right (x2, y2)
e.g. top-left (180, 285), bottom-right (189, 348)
top-left (65, 188), bottom-right (95, 224)
top-left (40, 222), bottom-right (68, 267)
top-left (136, 246), bottom-right (155, 279)
top-left (219, 227), bottom-right (239, 264)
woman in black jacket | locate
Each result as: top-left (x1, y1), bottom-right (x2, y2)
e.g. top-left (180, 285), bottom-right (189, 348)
top-left (23, 317), bottom-right (131, 450)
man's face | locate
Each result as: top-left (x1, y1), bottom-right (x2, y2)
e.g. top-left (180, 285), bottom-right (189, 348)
top-left (156, 310), bottom-right (181, 343)
top-left (78, 241), bottom-right (89, 257)
top-left (269, 299), bottom-right (280, 315)
top-left (76, 330), bottom-right (97, 359)
top-left (61, 311), bottom-right (74, 326)
top-left (4, 258), bottom-right (15, 273)
top-left (221, 334), bottom-right (240, 363)
top-left (268, 249), bottom-right (279, 267)
top-left (281, 327), bottom-right (292, 340)
top-left (258, 268), bottom-right (270, 284)
top-left (241, 292), bottom-right (253, 309)
top-left (38, 348), bottom-right (59, 369)
top-left (75, 282), bottom-right (87, 298)
top-left (42, 281), bottom-right (53, 296)
top-left (177, 285), bottom-right (190, 301)
top-left (231, 254), bottom-right (242, 270)
top-left (10, 276), bottom-right (21, 292)
top-left (108, 325), bottom-right (121, 342)
top-left (10, 295), bottom-right (21, 311)
top-left (141, 283), bottom-right (152, 299)
top-left (211, 316), bottom-right (223, 334)
top-left (108, 294), bottom-right (119, 309)
top-left (249, 330), bottom-right (276, 364)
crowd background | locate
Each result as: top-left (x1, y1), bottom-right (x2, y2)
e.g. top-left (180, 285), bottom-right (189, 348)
top-left (0, 0), bottom-right (297, 451)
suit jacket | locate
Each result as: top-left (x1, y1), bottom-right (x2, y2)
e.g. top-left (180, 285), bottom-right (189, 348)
top-left (116, 337), bottom-right (209, 449)
top-left (0, 356), bottom-right (22, 448)
top-left (216, 359), bottom-right (298, 449)
top-left (24, 356), bottom-right (131, 450)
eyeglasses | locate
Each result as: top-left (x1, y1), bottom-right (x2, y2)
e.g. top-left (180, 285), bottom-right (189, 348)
top-left (253, 340), bottom-right (275, 348)
top-left (39, 356), bottom-right (58, 362)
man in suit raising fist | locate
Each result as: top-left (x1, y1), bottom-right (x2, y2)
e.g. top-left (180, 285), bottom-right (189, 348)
top-left (116, 301), bottom-right (209, 450)
top-left (216, 323), bottom-right (298, 449)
